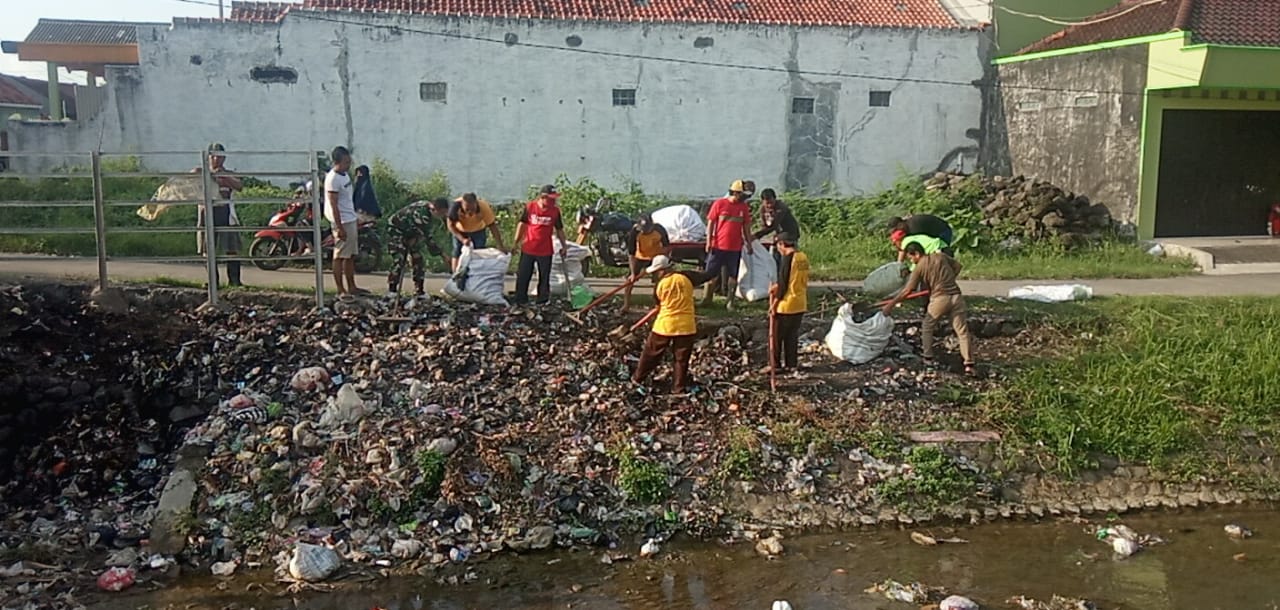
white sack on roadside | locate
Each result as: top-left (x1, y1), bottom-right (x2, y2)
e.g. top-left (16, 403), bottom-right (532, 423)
top-left (1008, 284), bottom-right (1093, 303)
top-left (651, 204), bottom-right (707, 243)
top-left (862, 262), bottom-right (907, 298)
top-left (545, 241), bottom-right (591, 296)
top-left (736, 239), bottom-right (776, 302)
top-left (825, 305), bottom-right (894, 365)
top-left (443, 247), bottom-right (510, 306)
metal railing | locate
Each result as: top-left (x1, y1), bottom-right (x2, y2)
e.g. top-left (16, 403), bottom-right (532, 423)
top-left (0, 150), bottom-right (327, 308)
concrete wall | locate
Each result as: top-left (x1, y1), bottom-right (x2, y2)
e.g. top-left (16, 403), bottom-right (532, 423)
top-left (995, 45), bottom-right (1147, 222)
top-left (6, 12), bottom-right (988, 199)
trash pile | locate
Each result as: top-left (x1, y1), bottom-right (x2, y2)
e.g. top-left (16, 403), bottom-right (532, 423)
top-left (0, 282), bottom-right (1028, 607)
top-left (924, 172), bottom-right (1116, 247)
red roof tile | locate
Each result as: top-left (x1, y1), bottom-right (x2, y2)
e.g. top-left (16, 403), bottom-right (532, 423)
top-left (291, 0), bottom-right (963, 28)
top-left (229, 1), bottom-right (296, 22)
top-left (1018, 0), bottom-right (1280, 55)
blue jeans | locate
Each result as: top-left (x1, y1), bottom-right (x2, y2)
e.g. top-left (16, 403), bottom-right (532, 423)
top-left (452, 229), bottom-right (488, 257)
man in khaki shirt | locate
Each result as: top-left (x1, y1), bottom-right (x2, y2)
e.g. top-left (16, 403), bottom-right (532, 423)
top-left (881, 242), bottom-right (974, 374)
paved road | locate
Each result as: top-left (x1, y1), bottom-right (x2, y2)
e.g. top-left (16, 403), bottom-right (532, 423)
top-left (2, 255), bottom-right (1279, 298)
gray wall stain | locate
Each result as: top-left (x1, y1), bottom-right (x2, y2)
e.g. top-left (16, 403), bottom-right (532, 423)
top-left (783, 31), bottom-right (838, 193)
top-left (335, 31), bottom-right (355, 150)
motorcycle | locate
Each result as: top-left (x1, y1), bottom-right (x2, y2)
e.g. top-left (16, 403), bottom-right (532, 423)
top-left (575, 198), bottom-right (707, 272)
top-left (249, 196), bottom-right (383, 273)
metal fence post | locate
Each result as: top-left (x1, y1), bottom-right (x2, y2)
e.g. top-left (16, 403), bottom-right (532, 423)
top-left (200, 151), bottom-right (220, 306)
top-left (90, 152), bottom-right (108, 289)
top-left (311, 153), bottom-right (325, 309)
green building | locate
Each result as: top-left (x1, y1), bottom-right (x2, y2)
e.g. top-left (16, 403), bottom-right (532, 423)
top-left (992, 0), bottom-right (1280, 239)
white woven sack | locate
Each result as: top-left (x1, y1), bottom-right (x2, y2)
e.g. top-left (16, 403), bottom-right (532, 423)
top-left (443, 247), bottom-right (510, 306)
top-left (824, 305), bottom-right (894, 365)
top-left (546, 241), bottom-right (591, 296)
top-left (862, 262), bottom-right (907, 299)
top-left (651, 204), bottom-right (707, 243)
top-left (736, 240), bottom-right (776, 302)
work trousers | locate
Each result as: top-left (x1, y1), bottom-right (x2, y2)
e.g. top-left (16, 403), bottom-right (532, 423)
top-left (386, 237), bottom-right (427, 294)
top-left (633, 332), bottom-right (696, 392)
top-left (772, 312), bottom-right (804, 370)
top-left (921, 294), bottom-right (973, 365)
top-left (514, 253), bottom-right (553, 304)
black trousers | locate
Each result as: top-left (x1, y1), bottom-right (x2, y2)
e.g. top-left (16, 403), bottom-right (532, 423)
top-left (514, 253), bottom-right (553, 304)
top-left (772, 312), bottom-right (804, 370)
top-left (633, 333), bottom-right (696, 392)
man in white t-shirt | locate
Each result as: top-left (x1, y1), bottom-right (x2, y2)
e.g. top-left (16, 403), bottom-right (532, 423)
top-left (324, 145), bottom-right (368, 298)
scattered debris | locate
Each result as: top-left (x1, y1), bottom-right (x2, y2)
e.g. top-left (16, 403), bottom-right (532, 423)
top-left (1094, 524), bottom-right (1164, 560)
top-left (755, 535), bottom-right (785, 558)
top-left (640, 539), bottom-right (661, 559)
top-left (1224, 524), bottom-right (1253, 540)
top-left (940, 595), bottom-right (980, 610)
top-left (287, 543), bottom-right (342, 582)
top-left (864, 579), bottom-right (946, 604)
top-left (1008, 595), bottom-right (1097, 610)
top-left (96, 567), bottom-right (135, 592)
top-left (210, 560), bottom-right (238, 577)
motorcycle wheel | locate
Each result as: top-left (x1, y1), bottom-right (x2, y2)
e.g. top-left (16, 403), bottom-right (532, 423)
top-left (354, 237), bottom-right (383, 274)
top-left (249, 236), bottom-right (288, 271)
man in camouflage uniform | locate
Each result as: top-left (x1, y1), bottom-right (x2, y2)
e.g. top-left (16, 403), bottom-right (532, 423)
top-left (386, 197), bottom-right (451, 295)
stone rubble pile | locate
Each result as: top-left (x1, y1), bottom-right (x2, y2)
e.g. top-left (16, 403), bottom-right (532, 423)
top-left (925, 172), bottom-right (1116, 248)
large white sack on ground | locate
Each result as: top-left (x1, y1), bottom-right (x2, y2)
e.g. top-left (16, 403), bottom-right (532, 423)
top-left (736, 239), bottom-right (776, 302)
top-left (545, 241), bottom-right (591, 296)
top-left (651, 204), bottom-right (707, 243)
top-left (1008, 284), bottom-right (1093, 303)
top-left (863, 262), bottom-right (907, 298)
top-left (825, 305), bottom-right (894, 365)
top-left (443, 247), bottom-right (510, 306)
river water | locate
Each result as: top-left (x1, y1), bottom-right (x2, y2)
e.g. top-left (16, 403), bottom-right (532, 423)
top-left (119, 508), bottom-right (1278, 610)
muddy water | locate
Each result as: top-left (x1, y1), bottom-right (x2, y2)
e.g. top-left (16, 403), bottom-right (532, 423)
top-left (121, 508), bottom-right (1279, 610)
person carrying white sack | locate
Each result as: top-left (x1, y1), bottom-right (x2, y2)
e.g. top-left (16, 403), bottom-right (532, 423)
top-left (881, 241), bottom-right (975, 375)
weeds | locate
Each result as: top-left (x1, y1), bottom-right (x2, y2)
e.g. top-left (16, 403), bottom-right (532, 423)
top-left (721, 427), bottom-right (760, 480)
top-left (858, 427), bottom-right (903, 460)
top-left (876, 445), bottom-right (976, 510)
top-left (985, 297), bottom-right (1280, 474)
top-left (611, 446), bottom-right (668, 504)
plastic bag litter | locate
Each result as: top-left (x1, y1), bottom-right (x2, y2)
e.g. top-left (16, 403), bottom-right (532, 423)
top-left (444, 247), bottom-right (510, 306)
top-left (651, 204), bottom-right (707, 243)
top-left (825, 305), bottom-right (894, 365)
top-left (290, 366), bottom-right (331, 392)
top-left (318, 384), bottom-right (366, 428)
top-left (96, 567), bottom-right (135, 592)
top-left (546, 241), bottom-right (592, 298)
top-left (1007, 284), bottom-right (1093, 303)
top-left (862, 262), bottom-right (907, 298)
top-left (288, 543), bottom-right (341, 582)
top-left (941, 595), bottom-right (980, 610)
top-left (736, 240), bottom-right (776, 302)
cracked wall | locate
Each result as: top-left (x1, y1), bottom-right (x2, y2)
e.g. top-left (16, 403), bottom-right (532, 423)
top-left (6, 16), bottom-right (987, 198)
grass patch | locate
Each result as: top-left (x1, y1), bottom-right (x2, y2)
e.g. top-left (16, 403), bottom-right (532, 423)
top-left (984, 297), bottom-right (1280, 473)
top-left (612, 446), bottom-right (669, 504)
top-left (876, 445), bottom-right (976, 509)
top-left (720, 427), bottom-right (761, 480)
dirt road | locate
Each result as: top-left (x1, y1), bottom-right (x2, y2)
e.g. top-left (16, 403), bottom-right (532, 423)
top-left (2, 254), bottom-right (1279, 297)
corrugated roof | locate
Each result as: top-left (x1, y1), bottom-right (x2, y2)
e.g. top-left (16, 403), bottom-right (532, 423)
top-left (224, 0), bottom-right (963, 28)
top-left (1018, 0), bottom-right (1280, 55)
top-left (22, 18), bottom-right (165, 46)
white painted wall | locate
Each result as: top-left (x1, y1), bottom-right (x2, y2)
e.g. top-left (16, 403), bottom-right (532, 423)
top-left (7, 12), bottom-right (987, 199)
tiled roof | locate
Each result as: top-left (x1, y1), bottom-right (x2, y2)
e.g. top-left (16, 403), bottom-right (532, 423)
top-left (22, 19), bottom-right (165, 46)
top-left (229, 1), bottom-right (296, 22)
top-left (1018, 0), bottom-right (1280, 55)
top-left (282, 0), bottom-right (963, 28)
top-left (0, 74), bottom-right (43, 108)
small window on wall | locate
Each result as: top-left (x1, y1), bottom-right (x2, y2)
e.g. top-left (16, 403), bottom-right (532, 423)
top-left (420, 82), bottom-right (447, 103)
top-left (1016, 100), bottom-right (1042, 112)
top-left (869, 90), bottom-right (891, 107)
top-left (1074, 94), bottom-right (1100, 108)
top-left (791, 97), bottom-right (815, 114)
top-left (612, 88), bottom-right (636, 107)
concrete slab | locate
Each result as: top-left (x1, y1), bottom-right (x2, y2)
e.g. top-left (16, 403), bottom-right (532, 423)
top-left (1159, 236), bottom-right (1280, 275)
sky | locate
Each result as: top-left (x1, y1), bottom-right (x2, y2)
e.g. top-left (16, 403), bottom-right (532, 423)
top-left (1, 0), bottom-right (220, 83)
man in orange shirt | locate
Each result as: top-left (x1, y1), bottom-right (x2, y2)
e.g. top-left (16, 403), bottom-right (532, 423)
top-left (632, 255), bottom-right (697, 394)
top-left (447, 192), bottom-right (508, 271)
top-left (623, 212), bottom-right (671, 312)
top-left (702, 179), bottom-right (754, 308)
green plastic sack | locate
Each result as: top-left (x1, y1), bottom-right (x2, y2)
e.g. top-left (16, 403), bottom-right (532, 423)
top-left (570, 284), bottom-right (594, 309)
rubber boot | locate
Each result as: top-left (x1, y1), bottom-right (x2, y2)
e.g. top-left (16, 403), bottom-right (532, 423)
top-left (226, 261), bottom-right (243, 287)
top-left (414, 281), bottom-right (426, 296)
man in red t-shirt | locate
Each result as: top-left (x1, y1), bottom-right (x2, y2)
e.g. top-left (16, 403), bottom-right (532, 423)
top-left (514, 184), bottom-right (570, 305)
top-left (702, 179), bottom-right (755, 306)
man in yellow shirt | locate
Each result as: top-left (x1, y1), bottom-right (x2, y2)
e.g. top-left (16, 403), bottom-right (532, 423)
top-left (769, 233), bottom-right (809, 373)
top-left (446, 192), bottom-right (509, 271)
top-left (632, 255), bottom-right (697, 393)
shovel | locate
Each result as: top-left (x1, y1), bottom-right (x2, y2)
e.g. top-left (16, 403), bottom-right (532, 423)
top-left (768, 294), bottom-right (778, 393)
top-left (608, 306), bottom-right (659, 341)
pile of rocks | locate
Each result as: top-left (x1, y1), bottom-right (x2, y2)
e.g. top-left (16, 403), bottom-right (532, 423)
top-left (925, 173), bottom-right (1115, 247)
